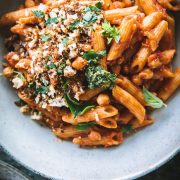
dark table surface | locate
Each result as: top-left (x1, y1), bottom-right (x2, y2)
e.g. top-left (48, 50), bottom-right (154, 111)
top-left (0, 147), bottom-right (179, 180)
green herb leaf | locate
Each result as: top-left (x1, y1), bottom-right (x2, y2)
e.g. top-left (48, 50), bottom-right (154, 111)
top-left (83, 11), bottom-right (97, 23)
top-left (102, 21), bottom-right (120, 44)
top-left (14, 71), bottom-right (24, 80)
top-left (143, 86), bottom-right (167, 109)
top-left (36, 86), bottom-right (48, 94)
top-left (95, 2), bottom-right (103, 9)
top-left (32, 10), bottom-right (45, 18)
top-left (85, 65), bottom-right (116, 89)
top-left (57, 63), bottom-right (66, 74)
top-left (121, 125), bottom-right (132, 133)
top-left (47, 63), bottom-right (56, 69)
top-left (65, 94), bottom-right (95, 118)
top-left (69, 21), bottom-right (80, 30)
top-left (83, 50), bottom-right (106, 63)
top-left (76, 121), bottom-right (97, 131)
top-left (62, 36), bottom-right (69, 45)
top-left (41, 34), bottom-right (51, 42)
top-left (46, 17), bottom-right (59, 26)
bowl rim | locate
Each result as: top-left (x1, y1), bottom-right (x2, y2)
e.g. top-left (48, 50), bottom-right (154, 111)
top-left (0, 144), bottom-right (179, 180)
top-left (0, 158), bottom-right (30, 180)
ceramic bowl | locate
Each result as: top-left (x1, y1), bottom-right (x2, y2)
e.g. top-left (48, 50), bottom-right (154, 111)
top-left (0, 160), bottom-right (29, 180)
top-left (0, 1), bottom-right (179, 180)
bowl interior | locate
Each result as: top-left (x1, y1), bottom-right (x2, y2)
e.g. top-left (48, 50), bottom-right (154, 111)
top-left (0, 1), bottom-right (180, 180)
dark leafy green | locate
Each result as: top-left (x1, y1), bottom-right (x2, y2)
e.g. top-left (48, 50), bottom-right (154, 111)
top-left (143, 86), bottom-right (167, 109)
top-left (95, 2), bottom-right (103, 9)
top-left (76, 122), bottom-right (97, 131)
top-left (121, 125), bottom-right (132, 133)
top-left (65, 94), bottom-right (95, 118)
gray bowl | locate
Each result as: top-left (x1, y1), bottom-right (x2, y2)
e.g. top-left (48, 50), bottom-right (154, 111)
top-left (0, 160), bottom-right (29, 180)
top-left (0, 1), bottom-right (179, 180)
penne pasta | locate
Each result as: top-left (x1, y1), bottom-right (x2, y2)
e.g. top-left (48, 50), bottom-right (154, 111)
top-left (0, 7), bottom-right (38, 26)
top-left (141, 12), bottom-right (164, 30)
top-left (116, 76), bottom-right (147, 105)
top-left (112, 86), bottom-right (146, 123)
top-left (62, 105), bottom-right (119, 125)
top-left (104, 6), bottom-right (138, 21)
top-left (107, 17), bottom-right (137, 61)
top-left (145, 20), bottom-right (168, 51)
top-left (130, 43), bottom-right (151, 73)
top-left (158, 68), bottom-right (180, 101)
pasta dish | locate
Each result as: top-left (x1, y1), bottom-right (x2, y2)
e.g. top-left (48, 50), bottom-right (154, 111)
top-left (1, 0), bottom-right (180, 147)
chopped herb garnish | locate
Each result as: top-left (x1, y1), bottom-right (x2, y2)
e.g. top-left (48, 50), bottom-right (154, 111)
top-left (57, 63), bottom-right (66, 74)
top-left (83, 3), bottom-right (102, 24)
top-left (143, 86), bottom-right (167, 109)
top-left (36, 86), bottom-right (48, 94)
top-left (95, 2), bottom-right (103, 9)
top-left (48, 56), bottom-right (53, 61)
top-left (47, 63), bottom-right (56, 69)
top-left (85, 65), bottom-right (116, 89)
top-left (41, 34), bottom-right (51, 42)
top-left (28, 82), bottom-right (36, 89)
top-left (14, 71), bottom-right (24, 80)
top-left (83, 11), bottom-right (98, 23)
top-left (83, 50), bottom-right (106, 63)
top-left (102, 21), bottom-right (120, 44)
top-left (76, 121), bottom-right (97, 131)
top-left (65, 94), bottom-right (95, 118)
top-left (121, 125), bottom-right (132, 133)
top-left (69, 21), bottom-right (80, 30)
top-left (32, 10), bottom-right (45, 18)
top-left (46, 17), bottom-right (59, 26)
top-left (62, 36), bottom-right (69, 45)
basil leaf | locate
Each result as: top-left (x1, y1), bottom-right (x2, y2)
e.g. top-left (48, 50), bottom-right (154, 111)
top-left (143, 86), bottom-right (167, 108)
top-left (121, 125), bottom-right (132, 133)
top-left (76, 121), bottom-right (97, 131)
top-left (32, 10), bottom-right (45, 18)
top-left (65, 94), bottom-right (95, 118)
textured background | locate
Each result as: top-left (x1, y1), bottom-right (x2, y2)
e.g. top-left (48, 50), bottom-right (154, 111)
top-left (0, 147), bottom-right (179, 180)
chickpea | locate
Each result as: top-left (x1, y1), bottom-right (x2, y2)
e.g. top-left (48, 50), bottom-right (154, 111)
top-left (72, 57), bottom-right (88, 70)
top-left (97, 94), bottom-right (110, 106)
top-left (3, 66), bottom-right (13, 77)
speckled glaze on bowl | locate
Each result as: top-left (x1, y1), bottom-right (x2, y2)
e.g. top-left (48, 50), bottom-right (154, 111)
top-left (0, 1), bottom-right (179, 180)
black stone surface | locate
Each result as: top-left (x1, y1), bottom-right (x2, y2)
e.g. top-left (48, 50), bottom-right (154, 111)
top-left (0, 147), bottom-right (179, 180)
